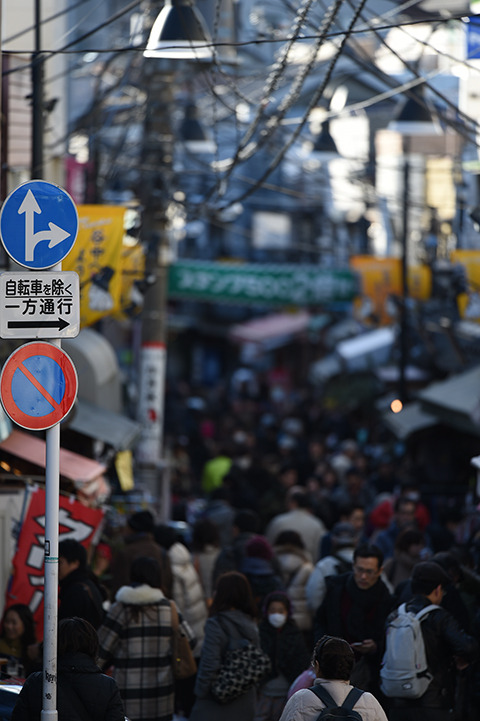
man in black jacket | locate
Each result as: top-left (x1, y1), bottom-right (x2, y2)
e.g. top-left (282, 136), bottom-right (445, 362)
top-left (314, 543), bottom-right (392, 694)
top-left (387, 561), bottom-right (478, 721)
top-left (58, 539), bottom-right (105, 629)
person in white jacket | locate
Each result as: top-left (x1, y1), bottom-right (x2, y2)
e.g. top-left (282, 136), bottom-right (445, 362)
top-left (306, 522), bottom-right (358, 615)
top-left (279, 635), bottom-right (388, 721)
top-left (155, 525), bottom-right (209, 718)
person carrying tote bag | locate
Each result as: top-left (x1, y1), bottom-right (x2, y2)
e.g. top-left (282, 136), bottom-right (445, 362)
top-left (190, 571), bottom-right (263, 721)
top-left (97, 556), bottom-right (196, 721)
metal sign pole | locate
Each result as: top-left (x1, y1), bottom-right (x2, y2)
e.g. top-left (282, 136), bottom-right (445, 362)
top-left (0, 181), bottom-right (79, 721)
top-left (42, 259), bottom-right (62, 721)
top-left (42, 415), bottom-right (60, 721)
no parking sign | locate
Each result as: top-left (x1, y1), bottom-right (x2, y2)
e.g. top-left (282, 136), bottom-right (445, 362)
top-left (0, 342), bottom-right (78, 430)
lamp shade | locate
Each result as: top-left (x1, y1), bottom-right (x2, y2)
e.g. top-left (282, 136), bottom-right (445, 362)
top-left (312, 120), bottom-right (340, 160)
top-left (388, 85), bottom-right (441, 135)
top-left (180, 103), bottom-right (216, 152)
top-left (144, 0), bottom-right (213, 60)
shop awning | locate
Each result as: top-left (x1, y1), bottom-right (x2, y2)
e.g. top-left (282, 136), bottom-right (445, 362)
top-left (66, 400), bottom-right (141, 451)
top-left (383, 401), bottom-right (439, 440)
top-left (230, 311), bottom-right (310, 349)
top-left (0, 429), bottom-right (109, 502)
top-left (417, 365), bottom-right (480, 437)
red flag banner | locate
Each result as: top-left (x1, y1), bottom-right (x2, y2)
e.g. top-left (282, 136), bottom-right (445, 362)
top-left (5, 487), bottom-right (104, 638)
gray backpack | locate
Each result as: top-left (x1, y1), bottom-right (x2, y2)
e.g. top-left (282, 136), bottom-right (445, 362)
top-left (380, 602), bottom-right (440, 698)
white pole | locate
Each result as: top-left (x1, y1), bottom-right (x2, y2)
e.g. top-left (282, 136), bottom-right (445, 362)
top-left (42, 259), bottom-right (62, 720)
top-left (42, 418), bottom-right (59, 721)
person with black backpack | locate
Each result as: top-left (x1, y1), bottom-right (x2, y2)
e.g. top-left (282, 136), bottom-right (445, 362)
top-left (278, 635), bottom-right (388, 721)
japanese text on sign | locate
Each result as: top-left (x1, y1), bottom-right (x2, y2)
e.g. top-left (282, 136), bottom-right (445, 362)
top-left (5, 277), bottom-right (75, 316)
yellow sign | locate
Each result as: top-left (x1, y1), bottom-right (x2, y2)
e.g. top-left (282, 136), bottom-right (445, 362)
top-left (64, 205), bottom-right (126, 327)
top-left (115, 449), bottom-right (135, 492)
top-left (114, 241), bottom-right (146, 319)
top-left (351, 256), bottom-right (431, 324)
top-left (451, 250), bottom-right (480, 319)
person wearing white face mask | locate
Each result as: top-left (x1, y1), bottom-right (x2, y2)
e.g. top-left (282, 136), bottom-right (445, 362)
top-left (255, 592), bottom-right (311, 721)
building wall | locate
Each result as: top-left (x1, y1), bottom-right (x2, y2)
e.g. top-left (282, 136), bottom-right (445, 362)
top-left (2, 0), bottom-right (68, 190)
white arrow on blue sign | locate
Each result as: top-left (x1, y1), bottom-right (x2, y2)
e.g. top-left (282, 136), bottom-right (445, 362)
top-left (0, 180), bottom-right (79, 270)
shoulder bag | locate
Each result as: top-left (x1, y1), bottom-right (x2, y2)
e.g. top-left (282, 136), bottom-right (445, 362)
top-left (170, 601), bottom-right (197, 679)
top-left (210, 616), bottom-right (272, 704)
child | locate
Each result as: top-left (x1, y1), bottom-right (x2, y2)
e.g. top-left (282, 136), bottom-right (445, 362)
top-left (255, 591), bottom-right (311, 721)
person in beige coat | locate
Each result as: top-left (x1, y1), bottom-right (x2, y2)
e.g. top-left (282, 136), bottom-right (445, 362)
top-left (272, 530), bottom-right (314, 640)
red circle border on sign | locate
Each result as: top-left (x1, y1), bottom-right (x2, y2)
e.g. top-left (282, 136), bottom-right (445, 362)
top-left (0, 342), bottom-right (78, 430)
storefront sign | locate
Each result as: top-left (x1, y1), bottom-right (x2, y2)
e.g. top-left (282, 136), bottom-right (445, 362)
top-left (5, 487), bottom-right (104, 636)
top-left (168, 261), bottom-right (359, 306)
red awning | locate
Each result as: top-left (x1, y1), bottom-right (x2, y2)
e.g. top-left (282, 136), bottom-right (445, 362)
top-left (230, 311), bottom-right (310, 348)
top-left (0, 429), bottom-right (109, 503)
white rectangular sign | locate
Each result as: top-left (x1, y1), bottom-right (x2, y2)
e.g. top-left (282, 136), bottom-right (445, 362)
top-left (0, 271), bottom-right (80, 339)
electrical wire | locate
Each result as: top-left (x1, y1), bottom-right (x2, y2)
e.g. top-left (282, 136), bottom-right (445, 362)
top-left (2, 0), bottom-right (144, 76)
top-left (342, 0), bottom-right (480, 147)
top-left (2, 0), bottom-right (87, 45)
top-left (213, 0), bottom-right (370, 212)
top-left (210, 0), bottom-right (345, 199)
top-left (277, 0), bottom-right (480, 148)
top-left (3, 10), bottom-right (478, 64)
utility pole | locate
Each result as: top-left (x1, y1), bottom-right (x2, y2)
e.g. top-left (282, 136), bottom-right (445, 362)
top-left (31, 0), bottom-right (44, 179)
top-left (135, 56), bottom-right (175, 522)
top-left (399, 152), bottom-right (409, 406)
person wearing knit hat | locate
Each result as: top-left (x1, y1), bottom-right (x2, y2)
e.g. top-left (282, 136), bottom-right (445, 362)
top-left (246, 535), bottom-right (275, 561)
top-left (240, 535), bottom-right (284, 614)
top-left (255, 590), bottom-right (311, 721)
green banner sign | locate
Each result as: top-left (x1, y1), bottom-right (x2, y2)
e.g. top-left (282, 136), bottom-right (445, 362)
top-left (168, 261), bottom-right (359, 306)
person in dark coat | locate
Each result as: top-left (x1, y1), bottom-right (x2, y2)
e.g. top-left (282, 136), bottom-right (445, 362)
top-left (240, 535), bottom-right (285, 614)
top-left (387, 561), bottom-right (478, 721)
top-left (110, 510), bottom-right (173, 597)
top-left (255, 591), bottom-right (311, 721)
top-left (58, 539), bottom-right (105, 629)
top-left (314, 543), bottom-right (392, 695)
top-left (189, 571), bottom-right (262, 721)
top-left (11, 617), bottom-right (125, 721)
top-left (212, 508), bottom-right (260, 586)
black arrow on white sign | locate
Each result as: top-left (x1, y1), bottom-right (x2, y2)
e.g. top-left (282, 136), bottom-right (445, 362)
top-left (7, 318), bottom-right (70, 331)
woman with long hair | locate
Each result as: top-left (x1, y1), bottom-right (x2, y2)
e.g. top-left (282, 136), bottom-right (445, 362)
top-left (0, 603), bottom-right (36, 677)
top-left (97, 555), bottom-right (195, 721)
top-left (189, 571), bottom-right (261, 721)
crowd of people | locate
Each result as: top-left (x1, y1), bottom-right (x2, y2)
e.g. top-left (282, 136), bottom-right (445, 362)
top-left (3, 372), bottom-right (480, 720)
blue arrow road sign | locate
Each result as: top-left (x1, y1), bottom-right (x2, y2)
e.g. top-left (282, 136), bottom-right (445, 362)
top-left (0, 180), bottom-right (79, 269)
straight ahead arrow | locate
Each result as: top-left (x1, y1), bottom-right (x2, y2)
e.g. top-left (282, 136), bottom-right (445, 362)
top-left (7, 318), bottom-right (69, 331)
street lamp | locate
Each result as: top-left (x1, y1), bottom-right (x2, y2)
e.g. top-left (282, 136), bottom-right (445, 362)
top-left (388, 84), bottom-right (441, 406)
top-left (136, 1), bottom-right (212, 519)
top-left (144, 0), bottom-right (213, 59)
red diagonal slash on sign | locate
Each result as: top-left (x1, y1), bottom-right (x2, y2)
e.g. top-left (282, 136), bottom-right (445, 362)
top-left (0, 341), bottom-right (78, 430)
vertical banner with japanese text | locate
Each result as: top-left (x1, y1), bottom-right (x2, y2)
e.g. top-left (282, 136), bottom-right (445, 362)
top-left (5, 487), bottom-right (104, 638)
top-left (63, 205), bottom-right (126, 327)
